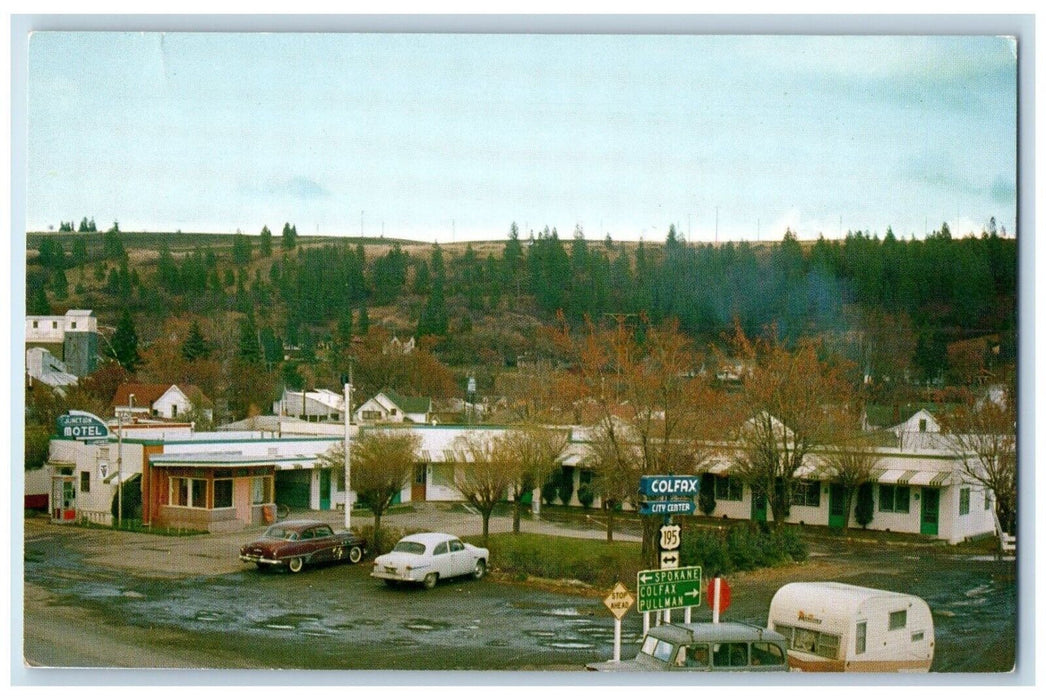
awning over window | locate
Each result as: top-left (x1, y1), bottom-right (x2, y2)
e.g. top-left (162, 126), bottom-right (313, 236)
top-left (907, 470), bottom-right (955, 487)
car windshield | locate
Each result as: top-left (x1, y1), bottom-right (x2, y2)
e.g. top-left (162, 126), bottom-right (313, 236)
top-left (640, 636), bottom-right (676, 663)
top-left (263, 526), bottom-right (299, 541)
top-left (392, 541), bottom-right (427, 555)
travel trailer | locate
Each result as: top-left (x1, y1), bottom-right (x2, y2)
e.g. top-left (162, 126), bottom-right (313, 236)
top-left (767, 582), bottom-right (934, 672)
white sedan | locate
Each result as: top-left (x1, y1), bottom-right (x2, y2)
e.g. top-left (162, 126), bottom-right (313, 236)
top-left (371, 532), bottom-right (489, 589)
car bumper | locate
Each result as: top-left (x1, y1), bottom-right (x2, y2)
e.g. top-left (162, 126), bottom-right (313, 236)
top-left (240, 554), bottom-right (283, 566)
top-left (370, 566), bottom-right (426, 582)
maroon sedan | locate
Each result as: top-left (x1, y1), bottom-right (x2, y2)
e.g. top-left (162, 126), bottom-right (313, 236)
top-left (239, 519), bottom-right (366, 573)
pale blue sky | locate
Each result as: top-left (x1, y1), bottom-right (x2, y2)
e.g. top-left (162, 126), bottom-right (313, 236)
top-left (26, 32), bottom-right (1017, 242)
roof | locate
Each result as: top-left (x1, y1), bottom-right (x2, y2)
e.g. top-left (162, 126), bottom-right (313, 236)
top-left (650, 622), bottom-right (786, 645)
top-left (380, 388), bottom-right (432, 414)
top-left (399, 532), bottom-right (460, 546)
top-left (770, 582), bottom-right (926, 620)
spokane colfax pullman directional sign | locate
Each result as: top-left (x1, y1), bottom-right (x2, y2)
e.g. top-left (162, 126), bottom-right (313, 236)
top-left (636, 565), bottom-right (703, 613)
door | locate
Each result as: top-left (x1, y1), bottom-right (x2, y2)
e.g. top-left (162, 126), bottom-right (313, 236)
top-left (412, 465), bottom-right (427, 502)
top-left (750, 490), bottom-right (767, 522)
top-left (828, 484), bottom-right (848, 528)
top-left (920, 488), bottom-right (940, 536)
top-left (275, 470), bottom-right (311, 509)
top-left (319, 470), bottom-right (331, 510)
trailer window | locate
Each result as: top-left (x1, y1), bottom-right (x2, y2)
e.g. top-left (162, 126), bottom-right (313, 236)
top-left (788, 626), bottom-right (841, 660)
top-left (855, 621), bottom-right (867, 654)
top-left (889, 610), bottom-right (907, 630)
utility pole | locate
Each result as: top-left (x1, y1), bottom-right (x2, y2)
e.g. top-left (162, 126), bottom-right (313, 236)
top-left (343, 364), bottom-right (354, 530)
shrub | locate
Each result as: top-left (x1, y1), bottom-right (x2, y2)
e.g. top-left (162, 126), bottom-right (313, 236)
top-left (698, 474), bottom-right (717, 515)
top-left (680, 522), bottom-right (807, 575)
top-left (577, 482), bottom-right (595, 509)
top-left (854, 482), bottom-right (875, 528)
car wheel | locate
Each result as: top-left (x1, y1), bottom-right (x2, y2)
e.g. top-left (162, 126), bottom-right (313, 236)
top-left (423, 572), bottom-right (438, 590)
top-left (348, 546), bottom-right (363, 564)
top-left (287, 557), bottom-right (304, 573)
top-left (472, 559), bottom-right (487, 580)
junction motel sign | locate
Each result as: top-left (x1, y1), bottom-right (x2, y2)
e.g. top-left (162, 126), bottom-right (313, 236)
top-left (636, 565), bottom-right (703, 613)
top-left (56, 411), bottom-right (110, 444)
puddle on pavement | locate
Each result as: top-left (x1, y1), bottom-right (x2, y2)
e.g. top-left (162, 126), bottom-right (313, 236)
top-left (403, 619), bottom-right (452, 632)
top-left (256, 612), bottom-right (324, 631)
top-left (542, 639), bottom-right (596, 651)
top-left (194, 610), bottom-right (225, 622)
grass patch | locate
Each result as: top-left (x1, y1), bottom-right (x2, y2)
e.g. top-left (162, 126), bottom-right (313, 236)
top-left (478, 533), bottom-right (643, 588)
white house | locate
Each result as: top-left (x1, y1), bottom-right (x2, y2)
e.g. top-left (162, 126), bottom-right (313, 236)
top-left (355, 389), bottom-right (432, 424)
top-left (113, 383), bottom-right (213, 422)
top-left (275, 388), bottom-right (345, 421)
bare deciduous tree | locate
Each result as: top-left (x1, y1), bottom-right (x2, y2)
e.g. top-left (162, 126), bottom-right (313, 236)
top-left (319, 429), bottom-right (420, 552)
top-left (939, 382), bottom-right (1017, 537)
top-left (726, 323), bottom-right (851, 528)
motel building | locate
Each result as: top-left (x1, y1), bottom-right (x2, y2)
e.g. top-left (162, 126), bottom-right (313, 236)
top-left (41, 412), bottom-right (1000, 544)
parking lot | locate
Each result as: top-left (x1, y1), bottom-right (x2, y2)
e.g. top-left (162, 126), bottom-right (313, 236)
top-left (21, 505), bottom-right (1018, 674)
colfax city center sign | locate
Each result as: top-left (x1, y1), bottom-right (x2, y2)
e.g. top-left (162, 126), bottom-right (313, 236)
top-left (636, 565), bottom-right (703, 613)
top-left (639, 475), bottom-right (701, 496)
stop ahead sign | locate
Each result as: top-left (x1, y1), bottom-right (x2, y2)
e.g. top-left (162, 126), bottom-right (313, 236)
top-left (707, 577), bottom-right (731, 613)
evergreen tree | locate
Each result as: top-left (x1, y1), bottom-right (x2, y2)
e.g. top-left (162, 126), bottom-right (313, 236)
top-left (181, 320), bottom-right (211, 362)
top-left (28, 284), bottom-right (50, 315)
top-left (259, 225), bottom-right (273, 257)
top-left (232, 233), bottom-right (252, 266)
top-left (51, 268), bottom-right (69, 300)
top-left (281, 222), bottom-right (298, 251)
top-left (238, 311), bottom-right (263, 364)
top-left (111, 309), bottom-right (141, 371)
top-left (357, 304), bottom-right (370, 334)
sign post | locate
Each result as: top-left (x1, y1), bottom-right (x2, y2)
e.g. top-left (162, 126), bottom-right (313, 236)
top-left (603, 582), bottom-right (635, 663)
top-left (707, 576), bottom-right (731, 624)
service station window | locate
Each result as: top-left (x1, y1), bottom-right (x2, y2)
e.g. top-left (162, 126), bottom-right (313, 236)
top-left (213, 479), bottom-right (233, 508)
top-left (170, 477), bottom-right (208, 508)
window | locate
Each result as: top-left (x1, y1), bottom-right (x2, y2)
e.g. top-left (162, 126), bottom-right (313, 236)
top-left (685, 644), bottom-right (710, 668)
top-left (641, 638), bottom-right (675, 663)
top-left (780, 624), bottom-right (841, 660)
top-left (712, 642), bottom-right (748, 667)
top-left (449, 539), bottom-right (464, 552)
top-left (171, 405), bottom-right (179, 418)
top-left (878, 484), bottom-right (910, 513)
top-left (170, 477), bottom-right (207, 508)
top-left (32, 320), bottom-right (38, 328)
top-left (251, 477), bottom-right (272, 504)
top-left (434, 542), bottom-right (449, 556)
top-left (751, 642), bottom-right (785, 666)
top-left (889, 610), bottom-right (907, 631)
top-left (362, 410), bottom-right (382, 420)
top-left (791, 480), bottom-right (821, 507)
top-left (911, 631), bottom-right (924, 642)
top-left (213, 479), bottom-right (233, 508)
top-left (855, 621), bottom-right (867, 655)
top-left (959, 487), bottom-right (971, 516)
top-left (714, 476), bottom-right (743, 501)
top-left (71, 321), bottom-right (77, 329)
top-left (80, 471), bottom-right (90, 493)
top-left (918, 418), bottom-right (927, 432)
top-left (985, 491), bottom-right (992, 510)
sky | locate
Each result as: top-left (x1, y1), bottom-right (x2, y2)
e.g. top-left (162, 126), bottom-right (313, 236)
top-left (25, 31), bottom-right (1018, 243)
